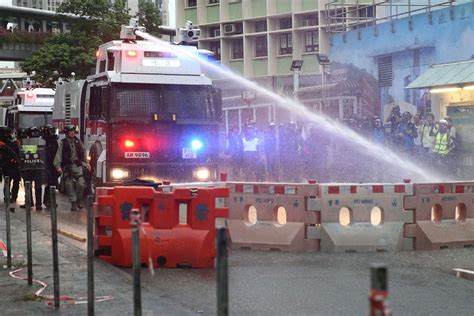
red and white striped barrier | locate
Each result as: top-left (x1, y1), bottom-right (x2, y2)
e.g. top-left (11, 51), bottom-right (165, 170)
top-left (404, 182), bottom-right (474, 250)
top-left (102, 180), bottom-right (474, 253)
top-left (319, 183), bottom-right (414, 252)
top-left (226, 182), bottom-right (320, 252)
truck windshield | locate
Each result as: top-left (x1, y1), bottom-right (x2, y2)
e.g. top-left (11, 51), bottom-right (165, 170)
top-left (18, 112), bottom-right (52, 128)
top-left (110, 84), bottom-right (218, 120)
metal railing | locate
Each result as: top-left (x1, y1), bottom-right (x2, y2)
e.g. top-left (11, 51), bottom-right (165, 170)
top-left (325, 0), bottom-right (456, 33)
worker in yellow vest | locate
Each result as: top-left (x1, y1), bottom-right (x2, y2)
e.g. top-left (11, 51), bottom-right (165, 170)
top-left (432, 119), bottom-right (455, 175)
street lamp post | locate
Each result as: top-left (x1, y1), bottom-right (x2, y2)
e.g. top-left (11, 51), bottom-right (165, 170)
top-left (316, 53), bottom-right (330, 115)
top-left (290, 60), bottom-right (304, 122)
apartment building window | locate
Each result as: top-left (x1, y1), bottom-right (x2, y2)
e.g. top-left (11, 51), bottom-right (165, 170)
top-left (209, 0), bottom-right (220, 4)
top-left (210, 26), bottom-right (220, 37)
top-left (304, 31), bottom-right (319, 52)
top-left (209, 41), bottom-right (221, 60)
top-left (301, 14), bottom-right (318, 26)
top-left (255, 20), bottom-right (267, 33)
top-left (231, 39), bottom-right (243, 59)
top-left (359, 5), bottom-right (375, 18)
top-left (279, 18), bottom-right (292, 30)
top-left (279, 33), bottom-right (292, 55)
top-left (255, 36), bottom-right (267, 57)
top-left (187, 0), bottom-right (197, 7)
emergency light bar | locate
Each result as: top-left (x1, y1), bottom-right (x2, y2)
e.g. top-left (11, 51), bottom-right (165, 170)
top-left (144, 52), bottom-right (177, 58)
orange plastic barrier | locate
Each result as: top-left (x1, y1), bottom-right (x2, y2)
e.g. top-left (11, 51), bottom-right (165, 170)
top-left (226, 182), bottom-right (320, 252)
top-left (403, 182), bottom-right (474, 250)
top-left (319, 184), bottom-right (414, 252)
top-left (94, 186), bottom-right (229, 268)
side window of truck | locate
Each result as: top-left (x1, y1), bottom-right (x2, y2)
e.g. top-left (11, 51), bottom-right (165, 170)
top-left (90, 86), bottom-right (109, 120)
top-left (89, 86), bottom-right (101, 119)
top-left (100, 86), bottom-right (109, 119)
top-left (6, 110), bottom-right (14, 128)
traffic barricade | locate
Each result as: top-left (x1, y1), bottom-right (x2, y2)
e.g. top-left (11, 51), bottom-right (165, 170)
top-left (319, 183), bottom-right (414, 252)
top-left (404, 182), bottom-right (474, 250)
top-left (93, 186), bottom-right (229, 268)
top-left (226, 182), bottom-right (320, 252)
top-left (94, 187), bottom-right (115, 263)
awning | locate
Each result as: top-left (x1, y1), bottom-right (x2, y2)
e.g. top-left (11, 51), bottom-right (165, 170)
top-left (406, 59), bottom-right (474, 89)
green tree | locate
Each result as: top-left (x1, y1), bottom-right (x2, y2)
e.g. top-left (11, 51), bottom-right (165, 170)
top-left (21, 0), bottom-right (163, 86)
top-left (135, 0), bottom-right (162, 36)
top-left (21, 32), bottom-right (100, 85)
top-left (57, 0), bottom-right (130, 42)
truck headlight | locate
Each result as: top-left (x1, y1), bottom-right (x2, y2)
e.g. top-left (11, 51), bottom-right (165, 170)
top-left (193, 168), bottom-right (210, 181)
top-left (111, 168), bottom-right (129, 180)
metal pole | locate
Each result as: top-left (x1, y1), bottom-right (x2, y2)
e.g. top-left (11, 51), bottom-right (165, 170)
top-left (5, 176), bottom-right (12, 268)
top-left (50, 186), bottom-right (60, 308)
top-left (369, 263), bottom-right (390, 316)
top-left (292, 69), bottom-right (300, 122)
top-left (131, 209), bottom-right (142, 316)
top-left (86, 195), bottom-right (95, 316)
top-left (25, 181), bottom-right (33, 285)
top-left (216, 227), bottom-right (228, 316)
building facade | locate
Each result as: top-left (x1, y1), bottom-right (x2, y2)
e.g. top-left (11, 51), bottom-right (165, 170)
top-left (177, 0), bottom-right (324, 79)
top-left (175, 0), bottom-right (332, 132)
top-left (174, 0), bottom-right (384, 134)
top-left (328, 1), bottom-right (474, 177)
top-left (14, 0), bottom-right (64, 11)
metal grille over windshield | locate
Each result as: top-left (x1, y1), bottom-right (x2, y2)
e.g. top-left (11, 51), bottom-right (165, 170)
top-left (110, 84), bottom-right (215, 119)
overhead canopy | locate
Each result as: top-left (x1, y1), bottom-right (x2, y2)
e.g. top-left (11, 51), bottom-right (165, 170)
top-left (406, 59), bottom-right (474, 89)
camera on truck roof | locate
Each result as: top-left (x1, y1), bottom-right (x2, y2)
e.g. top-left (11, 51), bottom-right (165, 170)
top-left (178, 21), bottom-right (201, 44)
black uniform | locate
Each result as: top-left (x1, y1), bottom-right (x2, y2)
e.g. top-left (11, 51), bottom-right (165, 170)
top-left (20, 127), bottom-right (46, 211)
top-left (41, 126), bottom-right (59, 207)
top-left (0, 137), bottom-right (20, 205)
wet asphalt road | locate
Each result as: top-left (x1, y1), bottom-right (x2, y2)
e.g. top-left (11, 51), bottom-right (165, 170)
top-left (10, 188), bottom-right (474, 315)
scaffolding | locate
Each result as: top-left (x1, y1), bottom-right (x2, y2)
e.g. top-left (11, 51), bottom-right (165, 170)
top-left (325, 0), bottom-right (456, 33)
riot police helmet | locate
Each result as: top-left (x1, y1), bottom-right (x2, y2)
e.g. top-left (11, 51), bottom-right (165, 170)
top-left (27, 126), bottom-right (41, 138)
top-left (40, 124), bottom-right (56, 138)
top-left (402, 111), bottom-right (412, 121)
top-left (0, 126), bottom-right (12, 142)
top-left (17, 128), bottom-right (28, 139)
top-left (64, 124), bottom-right (76, 133)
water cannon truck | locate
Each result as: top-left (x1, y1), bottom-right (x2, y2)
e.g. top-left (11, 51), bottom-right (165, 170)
top-left (53, 20), bottom-right (222, 186)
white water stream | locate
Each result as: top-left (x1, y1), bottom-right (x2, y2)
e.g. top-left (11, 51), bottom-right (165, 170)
top-left (136, 30), bottom-right (441, 183)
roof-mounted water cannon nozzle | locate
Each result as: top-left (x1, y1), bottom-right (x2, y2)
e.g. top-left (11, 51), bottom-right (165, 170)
top-left (177, 21), bottom-right (201, 46)
top-left (120, 18), bottom-right (146, 41)
top-left (23, 74), bottom-right (36, 90)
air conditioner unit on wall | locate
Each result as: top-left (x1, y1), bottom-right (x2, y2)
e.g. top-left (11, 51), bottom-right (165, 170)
top-left (214, 29), bottom-right (221, 37)
top-left (224, 23), bottom-right (241, 35)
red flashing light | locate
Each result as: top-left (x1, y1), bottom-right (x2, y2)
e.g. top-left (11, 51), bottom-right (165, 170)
top-left (96, 50), bottom-right (101, 58)
top-left (127, 50), bottom-right (137, 57)
top-left (124, 140), bottom-right (135, 148)
top-left (26, 93), bottom-right (34, 98)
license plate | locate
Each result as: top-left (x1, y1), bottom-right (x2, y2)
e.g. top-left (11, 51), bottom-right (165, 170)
top-left (124, 152), bottom-right (150, 159)
top-left (182, 148), bottom-right (197, 159)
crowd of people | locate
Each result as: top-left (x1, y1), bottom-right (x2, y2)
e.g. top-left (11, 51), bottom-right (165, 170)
top-left (0, 124), bottom-right (90, 212)
top-left (384, 105), bottom-right (458, 175)
top-left (225, 106), bottom-right (458, 183)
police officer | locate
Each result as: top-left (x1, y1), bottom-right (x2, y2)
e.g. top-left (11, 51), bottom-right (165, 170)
top-left (41, 125), bottom-right (59, 208)
top-left (20, 126), bottom-right (45, 211)
top-left (0, 127), bottom-right (20, 212)
top-left (54, 124), bottom-right (90, 211)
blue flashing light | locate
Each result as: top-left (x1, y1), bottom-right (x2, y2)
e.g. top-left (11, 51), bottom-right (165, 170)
top-left (191, 139), bottom-right (204, 150)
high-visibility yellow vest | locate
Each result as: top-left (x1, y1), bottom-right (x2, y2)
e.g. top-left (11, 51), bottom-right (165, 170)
top-left (433, 132), bottom-right (450, 155)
